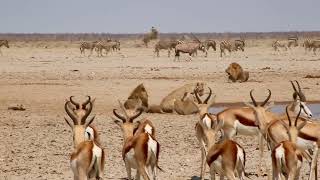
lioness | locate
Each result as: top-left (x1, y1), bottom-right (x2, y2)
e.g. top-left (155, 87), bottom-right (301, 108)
top-left (225, 63), bottom-right (249, 83)
top-left (124, 83), bottom-right (148, 111)
top-left (173, 92), bottom-right (199, 115)
top-left (148, 82), bottom-right (205, 113)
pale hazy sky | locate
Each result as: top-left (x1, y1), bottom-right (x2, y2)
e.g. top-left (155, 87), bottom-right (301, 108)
top-left (1, 0), bottom-right (319, 33)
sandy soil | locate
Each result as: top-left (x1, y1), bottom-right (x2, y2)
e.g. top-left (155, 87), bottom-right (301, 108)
top-left (1, 39), bottom-right (320, 179)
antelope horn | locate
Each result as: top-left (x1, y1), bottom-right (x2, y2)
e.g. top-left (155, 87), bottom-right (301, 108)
top-left (250, 90), bottom-right (258, 107)
top-left (113, 109), bottom-right (126, 122)
top-left (285, 105), bottom-right (292, 126)
top-left (191, 33), bottom-right (201, 43)
top-left (294, 104), bottom-right (302, 126)
top-left (194, 89), bottom-right (202, 104)
top-left (69, 96), bottom-right (80, 108)
top-left (82, 95), bottom-right (91, 107)
top-left (81, 101), bottom-right (93, 124)
top-left (65, 101), bottom-right (78, 125)
top-left (203, 87), bottom-right (212, 104)
top-left (291, 81), bottom-right (298, 93)
top-left (261, 89), bottom-right (272, 107)
top-left (129, 109), bottom-right (143, 122)
top-left (295, 81), bottom-right (306, 101)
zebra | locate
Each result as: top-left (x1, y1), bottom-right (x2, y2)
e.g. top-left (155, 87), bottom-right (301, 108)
top-left (154, 39), bottom-right (179, 57)
top-left (80, 41), bottom-right (98, 56)
top-left (0, 40), bottom-right (9, 56)
top-left (272, 40), bottom-right (288, 51)
top-left (309, 39), bottom-right (320, 54)
top-left (287, 36), bottom-right (299, 48)
top-left (203, 39), bottom-right (217, 51)
top-left (106, 40), bottom-right (120, 51)
top-left (219, 40), bottom-right (232, 57)
top-left (95, 42), bottom-right (112, 57)
top-left (233, 39), bottom-right (245, 51)
top-left (303, 39), bottom-right (313, 52)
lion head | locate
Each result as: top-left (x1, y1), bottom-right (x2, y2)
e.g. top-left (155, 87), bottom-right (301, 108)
top-left (124, 83), bottom-right (148, 111)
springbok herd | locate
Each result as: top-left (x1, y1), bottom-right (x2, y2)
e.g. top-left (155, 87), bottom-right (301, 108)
top-left (61, 80), bottom-right (320, 180)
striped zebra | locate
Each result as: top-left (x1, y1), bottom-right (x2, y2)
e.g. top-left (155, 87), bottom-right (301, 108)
top-left (95, 41), bottom-right (113, 57)
top-left (303, 39), bottom-right (313, 52)
top-left (203, 39), bottom-right (216, 51)
top-left (219, 40), bottom-right (232, 57)
top-left (106, 39), bottom-right (120, 51)
top-left (0, 40), bottom-right (9, 56)
top-left (80, 41), bottom-right (98, 56)
top-left (234, 39), bottom-right (245, 51)
top-left (303, 39), bottom-right (320, 54)
top-left (272, 40), bottom-right (288, 51)
top-left (287, 36), bottom-right (298, 48)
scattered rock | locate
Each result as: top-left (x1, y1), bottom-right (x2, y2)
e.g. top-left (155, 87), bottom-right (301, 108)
top-left (261, 67), bottom-right (271, 70)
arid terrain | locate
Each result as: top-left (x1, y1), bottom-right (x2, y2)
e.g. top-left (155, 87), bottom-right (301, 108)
top-left (1, 38), bottom-right (320, 180)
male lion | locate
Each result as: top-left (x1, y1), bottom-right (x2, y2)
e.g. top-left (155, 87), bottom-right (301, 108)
top-left (225, 63), bottom-right (249, 83)
top-left (147, 82), bottom-right (205, 113)
top-left (124, 83), bottom-right (148, 111)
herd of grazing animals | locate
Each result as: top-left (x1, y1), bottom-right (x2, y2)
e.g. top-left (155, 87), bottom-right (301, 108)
top-left (61, 79), bottom-right (319, 180)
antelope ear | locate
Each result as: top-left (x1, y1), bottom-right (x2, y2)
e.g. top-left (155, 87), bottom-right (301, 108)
top-left (265, 101), bottom-right (275, 110)
top-left (279, 120), bottom-right (290, 131)
top-left (64, 117), bottom-right (73, 128)
top-left (297, 120), bottom-right (307, 130)
top-left (113, 119), bottom-right (122, 127)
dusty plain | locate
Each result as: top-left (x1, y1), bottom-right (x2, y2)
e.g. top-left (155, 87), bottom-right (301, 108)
top-left (0, 39), bottom-right (320, 179)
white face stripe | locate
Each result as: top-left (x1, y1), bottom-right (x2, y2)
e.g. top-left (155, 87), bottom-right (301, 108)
top-left (202, 114), bottom-right (212, 129)
top-left (295, 101), bottom-right (312, 118)
top-left (85, 126), bottom-right (94, 140)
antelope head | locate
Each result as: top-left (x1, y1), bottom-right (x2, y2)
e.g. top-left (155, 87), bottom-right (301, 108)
top-left (290, 80), bottom-right (312, 118)
top-left (245, 89), bottom-right (274, 131)
top-left (280, 105), bottom-right (307, 143)
top-left (113, 100), bottom-right (143, 140)
top-left (194, 87), bottom-right (216, 120)
top-left (64, 100), bottom-right (95, 148)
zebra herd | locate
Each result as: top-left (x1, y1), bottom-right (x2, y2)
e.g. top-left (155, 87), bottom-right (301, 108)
top-left (79, 39), bottom-right (120, 57)
top-left (272, 37), bottom-right (320, 54)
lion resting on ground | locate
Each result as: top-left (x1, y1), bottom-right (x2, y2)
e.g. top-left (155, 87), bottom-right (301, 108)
top-left (147, 82), bottom-right (205, 113)
top-left (225, 62), bottom-right (249, 83)
top-left (173, 92), bottom-right (199, 115)
top-left (124, 83), bottom-right (148, 111)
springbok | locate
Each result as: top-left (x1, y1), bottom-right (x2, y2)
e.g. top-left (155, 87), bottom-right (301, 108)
top-left (246, 89), bottom-right (318, 180)
top-left (113, 101), bottom-right (161, 180)
top-left (215, 81), bottom-right (312, 176)
top-left (64, 100), bottom-right (105, 180)
top-left (272, 105), bottom-right (310, 180)
top-left (193, 87), bottom-right (216, 180)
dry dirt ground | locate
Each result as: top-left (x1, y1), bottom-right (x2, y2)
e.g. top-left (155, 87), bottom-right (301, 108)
top-left (1, 39), bottom-right (320, 179)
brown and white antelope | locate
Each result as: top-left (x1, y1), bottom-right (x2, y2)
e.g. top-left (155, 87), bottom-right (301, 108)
top-left (64, 100), bottom-right (105, 180)
top-left (215, 81), bottom-right (312, 176)
top-left (246, 89), bottom-right (318, 180)
top-left (193, 87), bottom-right (216, 180)
top-left (271, 105), bottom-right (310, 180)
top-left (113, 101), bottom-right (161, 180)
top-left (0, 40), bottom-right (9, 56)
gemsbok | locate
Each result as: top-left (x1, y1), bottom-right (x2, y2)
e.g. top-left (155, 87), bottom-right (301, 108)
top-left (64, 100), bottom-right (105, 180)
top-left (113, 101), bottom-right (161, 180)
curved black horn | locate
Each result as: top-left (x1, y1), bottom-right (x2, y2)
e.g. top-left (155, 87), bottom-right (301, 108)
top-left (261, 89), bottom-right (272, 107)
top-left (294, 105), bottom-right (302, 126)
top-left (203, 87), bottom-right (212, 104)
top-left (285, 106), bottom-right (292, 126)
top-left (82, 95), bottom-right (91, 107)
top-left (290, 81), bottom-right (298, 93)
top-left (129, 109), bottom-right (143, 122)
top-left (295, 81), bottom-right (306, 101)
top-left (65, 101), bottom-right (78, 125)
top-left (81, 101), bottom-right (93, 124)
top-left (250, 90), bottom-right (258, 107)
top-left (69, 96), bottom-right (80, 108)
top-left (194, 89), bottom-right (202, 104)
top-left (113, 109), bottom-right (126, 122)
